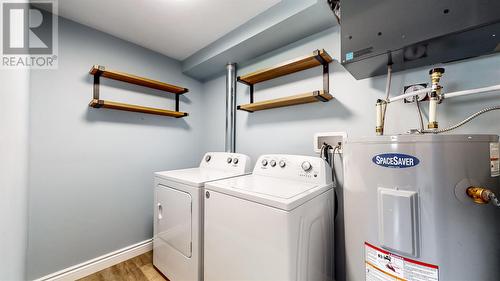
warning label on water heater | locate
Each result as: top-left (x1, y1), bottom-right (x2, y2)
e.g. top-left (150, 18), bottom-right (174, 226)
top-left (490, 143), bottom-right (499, 177)
top-left (365, 242), bottom-right (438, 281)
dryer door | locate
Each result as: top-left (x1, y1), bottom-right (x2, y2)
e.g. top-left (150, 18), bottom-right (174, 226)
top-left (156, 184), bottom-right (192, 257)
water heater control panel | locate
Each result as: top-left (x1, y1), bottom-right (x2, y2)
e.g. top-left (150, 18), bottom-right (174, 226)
top-left (254, 154), bottom-right (332, 185)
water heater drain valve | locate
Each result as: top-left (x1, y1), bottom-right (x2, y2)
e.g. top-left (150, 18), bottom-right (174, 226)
top-left (466, 186), bottom-right (500, 207)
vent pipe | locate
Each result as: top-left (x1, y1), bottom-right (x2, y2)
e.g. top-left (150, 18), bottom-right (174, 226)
top-left (225, 63), bottom-right (237, 152)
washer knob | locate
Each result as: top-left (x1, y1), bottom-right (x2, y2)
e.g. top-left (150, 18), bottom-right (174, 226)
top-left (205, 155), bottom-right (211, 162)
top-left (301, 161), bottom-right (312, 172)
top-left (279, 160), bottom-right (286, 168)
top-left (233, 158), bottom-right (239, 164)
top-left (270, 160), bottom-right (276, 167)
top-left (227, 157), bottom-right (232, 164)
top-left (261, 159), bottom-right (268, 166)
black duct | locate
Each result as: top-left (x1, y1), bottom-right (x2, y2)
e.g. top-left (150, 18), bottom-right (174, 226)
top-left (340, 0), bottom-right (500, 79)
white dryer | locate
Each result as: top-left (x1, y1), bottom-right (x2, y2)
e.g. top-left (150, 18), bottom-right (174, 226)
top-left (204, 154), bottom-right (334, 281)
top-left (153, 152), bottom-right (251, 281)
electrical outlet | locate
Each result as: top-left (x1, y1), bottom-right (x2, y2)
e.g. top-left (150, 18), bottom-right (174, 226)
top-left (313, 132), bottom-right (347, 153)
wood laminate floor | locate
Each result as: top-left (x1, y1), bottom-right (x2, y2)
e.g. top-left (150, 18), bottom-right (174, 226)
top-left (78, 251), bottom-right (168, 281)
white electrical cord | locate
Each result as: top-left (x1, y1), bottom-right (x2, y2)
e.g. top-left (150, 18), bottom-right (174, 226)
top-left (384, 65), bottom-right (392, 102)
top-left (420, 105), bottom-right (500, 134)
top-left (378, 65), bottom-right (393, 135)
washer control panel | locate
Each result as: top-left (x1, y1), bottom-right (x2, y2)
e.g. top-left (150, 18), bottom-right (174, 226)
top-left (200, 152), bottom-right (251, 173)
top-left (254, 154), bottom-right (331, 184)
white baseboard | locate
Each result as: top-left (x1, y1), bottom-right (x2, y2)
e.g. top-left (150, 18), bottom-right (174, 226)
top-left (33, 239), bottom-right (153, 281)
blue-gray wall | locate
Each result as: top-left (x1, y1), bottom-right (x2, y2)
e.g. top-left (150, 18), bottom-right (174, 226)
top-left (27, 18), bottom-right (205, 279)
top-left (202, 26), bottom-right (500, 160)
top-left (0, 69), bottom-right (29, 281)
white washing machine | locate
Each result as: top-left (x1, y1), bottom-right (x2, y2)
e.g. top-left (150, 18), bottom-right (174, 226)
top-left (153, 152), bottom-right (251, 281)
top-left (204, 154), bottom-right (334, 281)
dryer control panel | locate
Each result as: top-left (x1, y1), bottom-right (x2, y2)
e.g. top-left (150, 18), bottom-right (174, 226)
top-left (200, 152), bottom-right (251, 173)
top-left (254, 154), bottom-right (332, 185)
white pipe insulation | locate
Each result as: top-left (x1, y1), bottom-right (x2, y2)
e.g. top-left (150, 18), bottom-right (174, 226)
top-left (388, 87), bottom-right (432, 103)
top-left (376, 102), bottom-right (384, 128)
top-left (428, 98), bottom-right (438, 125)
top-left (443, 84), bottom-right (500, 99)
top-left (388, 83), bottom-right (500, 104)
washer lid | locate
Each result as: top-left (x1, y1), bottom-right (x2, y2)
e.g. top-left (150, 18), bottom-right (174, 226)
top-left (155, 168), bottom-right (248, 187)
top-left (205, 175), bottom-right (332, 211)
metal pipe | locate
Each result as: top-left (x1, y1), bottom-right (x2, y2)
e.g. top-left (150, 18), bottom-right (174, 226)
top-left (415, 97), bottom-right (425, 133)
top-left (421, 105), bottom-right (500, 134)
top-left (443, 84), bottom-right (500, 99)
top-left (225, 63), bottom-right (237, 153)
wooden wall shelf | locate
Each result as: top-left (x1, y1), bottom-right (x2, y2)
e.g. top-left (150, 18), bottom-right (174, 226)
top-left (88, 65), bottom-right (189, 118)
top-left (237, 49), bottom-right (333, 112)
top-left (90, 65), bottom-right (188, 94)
top-left (89, 99), bottom-right (188, 118)
top-left (238, 91), bottom-right (333, 112)
top-left (237, 49), bottom-right (333, 85)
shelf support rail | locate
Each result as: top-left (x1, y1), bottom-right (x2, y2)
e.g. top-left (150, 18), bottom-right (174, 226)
top-left (175, 95), bottom-right (180, 112)
top-left (313, 50), bottom-right (330, 102)
top-left (92, 66), bottom-right (104, 104)
top-left (237, 79), bottom-right (254, 104)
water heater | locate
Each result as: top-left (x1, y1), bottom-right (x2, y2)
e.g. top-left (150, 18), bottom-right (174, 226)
top-left (343, 134), bottom-right (500, 281)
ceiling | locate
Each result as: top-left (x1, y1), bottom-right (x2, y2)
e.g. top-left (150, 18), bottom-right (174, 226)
top-left (57, 0), bottom-right (281, 60)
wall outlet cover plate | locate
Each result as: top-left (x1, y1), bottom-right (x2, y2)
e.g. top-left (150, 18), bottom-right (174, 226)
top-left (313, 132), bottom-right (347, 153)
